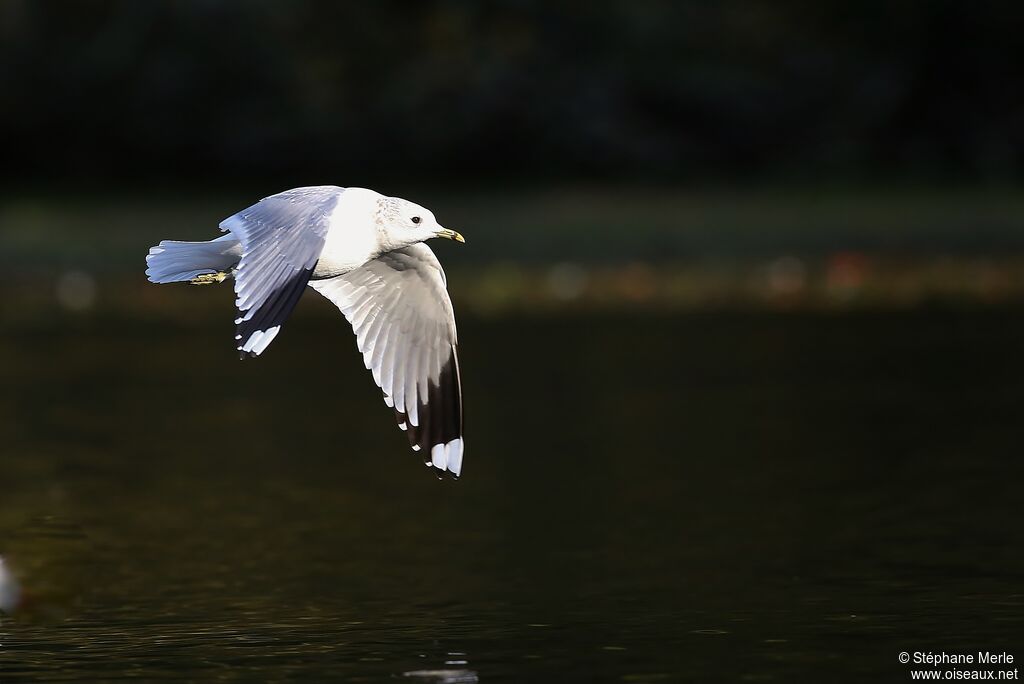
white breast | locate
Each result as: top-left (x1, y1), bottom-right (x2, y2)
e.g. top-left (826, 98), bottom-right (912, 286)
top-left (313, 188), bottom-right (384, 279)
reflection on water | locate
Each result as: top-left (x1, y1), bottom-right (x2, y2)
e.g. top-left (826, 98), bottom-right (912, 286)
top-left (1, 305), bottom-right (1023, 680)
top-left (0, 556), bottom-right (19, 614)
top-left (404, 661), bottom-right (479, 683)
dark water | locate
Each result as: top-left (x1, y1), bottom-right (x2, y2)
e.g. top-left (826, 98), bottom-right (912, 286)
top-left (2, 305), bottom-right (1023, 681)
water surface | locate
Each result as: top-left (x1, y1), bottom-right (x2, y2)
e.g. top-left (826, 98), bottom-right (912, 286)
top-left (1, 305), bottom-right (1022, 681)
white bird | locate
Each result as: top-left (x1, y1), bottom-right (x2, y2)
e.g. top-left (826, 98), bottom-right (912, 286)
top-left (145, 186), bottom-right (466, 477)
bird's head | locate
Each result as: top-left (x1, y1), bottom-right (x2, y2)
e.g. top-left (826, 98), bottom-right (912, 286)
top-left (377, 196), bottom-right (465, 250)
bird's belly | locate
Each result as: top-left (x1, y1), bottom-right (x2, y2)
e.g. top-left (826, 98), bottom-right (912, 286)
top-left (313, 241), bottom-right (377, 279)
top-left (312, 258), bottom-right (360, 279)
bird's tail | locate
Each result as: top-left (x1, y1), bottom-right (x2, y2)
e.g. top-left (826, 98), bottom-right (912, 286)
top-left (145, 234), bottom-right (241, 284)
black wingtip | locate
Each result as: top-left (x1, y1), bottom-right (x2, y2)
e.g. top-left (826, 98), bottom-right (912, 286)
top-left (393, 352), bottom-right (462, 456)
top-left (234, 267), bottom-right (313, 359)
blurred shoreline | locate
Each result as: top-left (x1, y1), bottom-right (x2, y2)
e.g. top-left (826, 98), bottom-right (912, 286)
top-left (4, 185), bottom-right (1024, 272)
top-left (3, 185), bottom-right (1022, 316)
top-left (3, 256), bottom-right (1024, 326)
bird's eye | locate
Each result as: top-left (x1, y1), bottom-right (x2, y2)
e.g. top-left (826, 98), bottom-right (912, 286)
top-left (411, 216), bottom-right (421, 224)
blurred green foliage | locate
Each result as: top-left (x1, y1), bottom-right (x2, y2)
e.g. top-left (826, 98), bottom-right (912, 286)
top-left (1, 1), bottom-right (1022, 185)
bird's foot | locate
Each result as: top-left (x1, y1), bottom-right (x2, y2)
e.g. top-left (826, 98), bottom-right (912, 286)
top-left (189, 272), bottom-right (229, 285)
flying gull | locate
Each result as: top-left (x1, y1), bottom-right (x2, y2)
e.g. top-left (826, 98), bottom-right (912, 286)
top-left (145, 186), bottom-right (465, 477)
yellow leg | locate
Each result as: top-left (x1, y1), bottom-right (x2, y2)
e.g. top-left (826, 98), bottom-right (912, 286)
top-left (189, 272), bottom-right (229, 285)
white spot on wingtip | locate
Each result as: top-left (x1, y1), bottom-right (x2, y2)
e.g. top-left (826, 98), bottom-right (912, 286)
top-left (241, 331), bottom-right (259, 352)
top-left (430, 443), bottom-right (448, 471)
top-left (412, 445), bottom-right (421, 452)
top-left (398, 422), bottom-right (407, 431)
top-left (239, 325), bottom-right (281, 355)
top-left (447, 438), bottom-right (464, 477)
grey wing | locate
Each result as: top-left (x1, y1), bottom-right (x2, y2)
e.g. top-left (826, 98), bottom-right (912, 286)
top-left (222, 186), bottom-right (343, 356)
top-left (308, 243), bottom-right (464, 477)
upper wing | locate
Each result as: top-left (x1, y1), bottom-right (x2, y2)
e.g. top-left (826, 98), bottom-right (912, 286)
top-left (308, 243), bottom-right (464, 477)
top-left (221, 186), bottom-right (343, 356)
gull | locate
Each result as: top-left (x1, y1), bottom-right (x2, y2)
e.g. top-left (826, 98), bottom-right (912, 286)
top-left (145, 186), bottom-right (466, 477)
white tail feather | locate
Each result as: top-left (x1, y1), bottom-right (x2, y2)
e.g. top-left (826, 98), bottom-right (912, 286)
top-left (145, 234), bottom-right (241, 284)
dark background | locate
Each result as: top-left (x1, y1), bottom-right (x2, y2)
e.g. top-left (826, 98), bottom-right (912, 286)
top-left (3, 0), bottom-right (1023, 187)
